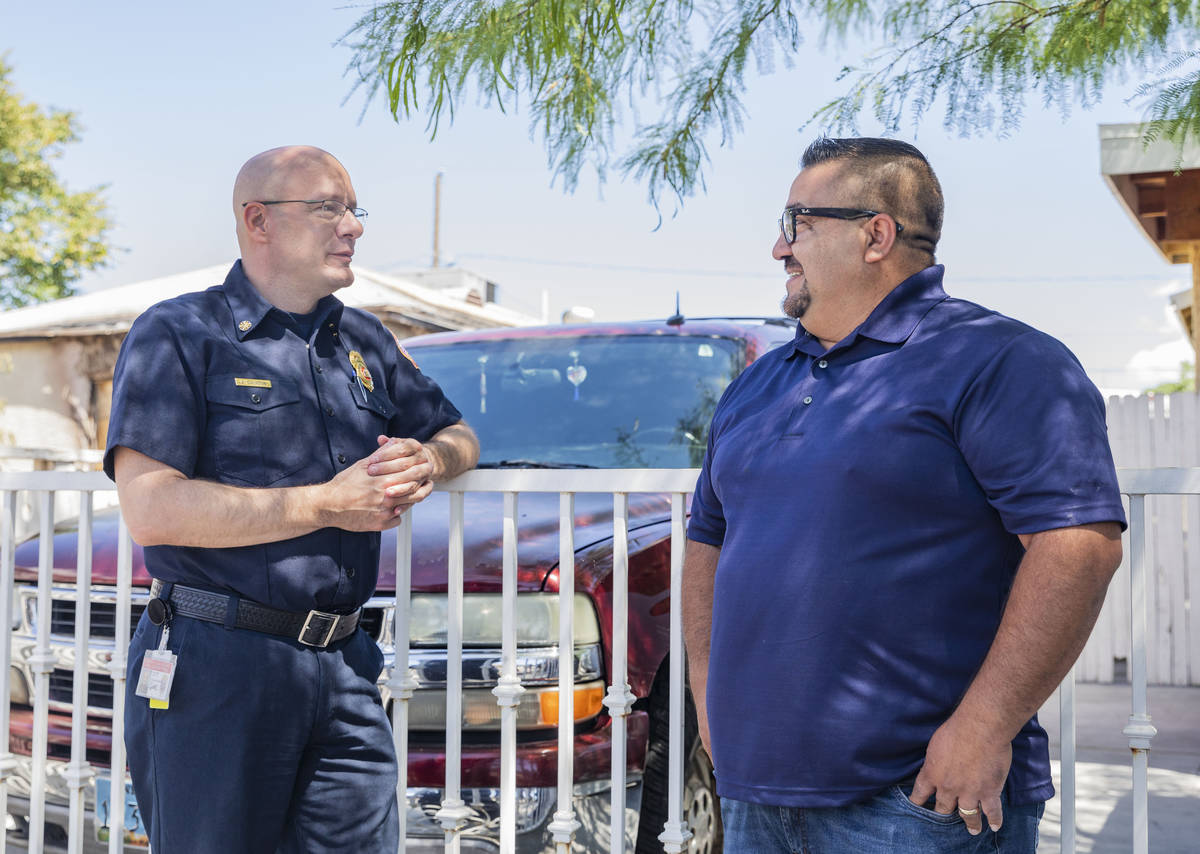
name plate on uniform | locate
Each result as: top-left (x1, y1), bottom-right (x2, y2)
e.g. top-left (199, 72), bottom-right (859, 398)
top-left (234, 377), bottom-right (272, 388)
top-left (95, 776), bottom-right (150, 848)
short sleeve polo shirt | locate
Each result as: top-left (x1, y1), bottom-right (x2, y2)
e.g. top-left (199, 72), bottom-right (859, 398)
top-left (104, 261), bottom-right (463, 612)
top-left (688, 265), bottom-right (1125, 808)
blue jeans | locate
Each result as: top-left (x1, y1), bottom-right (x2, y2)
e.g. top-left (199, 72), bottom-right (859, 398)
top-left (721, 781), bottom-right (1044, 853)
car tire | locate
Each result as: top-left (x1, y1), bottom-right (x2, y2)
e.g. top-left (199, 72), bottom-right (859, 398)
top-left (634, 670), bottom-right (723, 854)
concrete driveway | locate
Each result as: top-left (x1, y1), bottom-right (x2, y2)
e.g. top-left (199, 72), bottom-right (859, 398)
top-left (1036, 683), bottom-right (1200, 854)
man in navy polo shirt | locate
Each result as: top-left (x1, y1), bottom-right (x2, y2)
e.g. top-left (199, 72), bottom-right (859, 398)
top-left (106, 146), bottom-right (478, 853)
top-left (683, 137), bottom-right (1125, 853)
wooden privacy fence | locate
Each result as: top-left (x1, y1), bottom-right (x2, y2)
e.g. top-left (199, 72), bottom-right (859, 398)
top-left (1082, 393), bottom-right (1200, 686)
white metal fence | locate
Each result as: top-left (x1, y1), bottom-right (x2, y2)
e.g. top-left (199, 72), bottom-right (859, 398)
top-left (0, 467), bottom-right (1186, 854)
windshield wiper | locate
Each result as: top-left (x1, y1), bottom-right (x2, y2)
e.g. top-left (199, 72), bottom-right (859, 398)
top-left (476, 459), bottom-right (598, 469)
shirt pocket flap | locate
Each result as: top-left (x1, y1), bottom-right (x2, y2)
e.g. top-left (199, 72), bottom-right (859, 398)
top-left (206, 376), bottom-right (300, 412)
top-left (349, 381), bottom-right (396, 419)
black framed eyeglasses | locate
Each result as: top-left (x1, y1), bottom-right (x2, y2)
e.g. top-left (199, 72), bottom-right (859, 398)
top-left (242, 199), bottom-right (368, 220)
top-left (778, 206), bottom-right (902, 243)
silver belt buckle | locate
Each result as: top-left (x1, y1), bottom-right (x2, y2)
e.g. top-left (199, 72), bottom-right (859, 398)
top-left (299, 610), bottom-right (340, 647)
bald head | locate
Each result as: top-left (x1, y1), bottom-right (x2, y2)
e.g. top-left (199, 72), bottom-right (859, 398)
top-left (233, 146), bottom-right (349, 238)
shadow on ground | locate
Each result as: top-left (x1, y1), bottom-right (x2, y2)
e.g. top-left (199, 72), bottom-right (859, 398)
top-left (1036, 683), bottom-right (1200, 853)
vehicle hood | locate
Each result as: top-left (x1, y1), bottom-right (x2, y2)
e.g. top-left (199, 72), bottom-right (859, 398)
top-left (13, 491), bottom-right (673, 592)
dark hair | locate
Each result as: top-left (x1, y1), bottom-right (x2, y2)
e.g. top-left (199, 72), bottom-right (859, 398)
top-left (801, 137), bottom-right (943, 257)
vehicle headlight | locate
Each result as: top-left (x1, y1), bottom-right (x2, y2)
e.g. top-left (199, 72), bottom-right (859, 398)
top-left (9, 667), bottom-right (29, 706)
top-left (407, 680), bottom-right (606, 731)
top-left (401, 593), bottom-right (607, 731)
top-left (407, 643), bottom-right (603, 687)
top-left (408, 593), bottom-right (601, 647)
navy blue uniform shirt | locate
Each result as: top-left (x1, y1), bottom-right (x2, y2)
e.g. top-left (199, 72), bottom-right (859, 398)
top-left (104, 261), bottom-right (463, 612)
top-left (688, 265), bottom-right (1126, 808)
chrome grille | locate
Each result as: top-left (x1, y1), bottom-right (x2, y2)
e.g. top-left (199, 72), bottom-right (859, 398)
top-left (49, 599), bottom-right (145, 638)
top-left (359, 607), bottom-right (385, 640)
top-left (49, 669), bottom-right (114, 710)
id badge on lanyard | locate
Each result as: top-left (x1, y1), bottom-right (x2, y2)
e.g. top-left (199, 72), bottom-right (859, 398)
top-left (135, 621), bottom-right (178, 710)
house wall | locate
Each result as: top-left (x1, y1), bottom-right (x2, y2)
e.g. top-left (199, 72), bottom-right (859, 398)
top-left (380, 319), bottom-right (433, 341)
top-left (0, 337), bottom-right (123, 539)
top-left (0, 339), bottom-right (95, 454)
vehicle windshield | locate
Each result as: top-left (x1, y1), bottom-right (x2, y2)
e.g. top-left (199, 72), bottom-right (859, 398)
top-left (411, 334), bottom-right (745, 468)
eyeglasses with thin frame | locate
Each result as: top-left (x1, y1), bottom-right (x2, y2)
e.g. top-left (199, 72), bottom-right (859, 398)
top-left (242, 199), bottom-right (368, 220)
top-left (778, 205), bottom-right (903, 243)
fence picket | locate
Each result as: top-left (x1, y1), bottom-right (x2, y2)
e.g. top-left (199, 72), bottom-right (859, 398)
top-left (0, 492), bottom-right (15, 854)
top-left (1085, 393), bottom-right (1199, 687)
top-left (1107, 398), bottom-right (1134, 673)
top-left (1177, 393), bottom-right (1200, 684)
top-left (1159, 397), bottom-right (1180, 686)
top-left (30, 491), bottom-right (55, 854)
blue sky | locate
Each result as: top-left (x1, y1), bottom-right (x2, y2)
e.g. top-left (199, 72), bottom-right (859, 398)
top-left (4, 1), bottom-right (1191, 393)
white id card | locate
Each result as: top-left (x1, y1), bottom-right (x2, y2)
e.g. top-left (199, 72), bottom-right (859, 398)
top-left (135, 649), bottom-right (177, 709)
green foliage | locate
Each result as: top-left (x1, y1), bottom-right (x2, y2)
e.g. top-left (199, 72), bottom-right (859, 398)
top-left (0, 58), bottom-right (112, 308)
top-left (1134, 49), bottom-right (1200, 151)
top-left (813, 0), bottom-right (1200, 138)
top-left (341, 0), bottom-right (805, 211)
top-left (1145, 360), bottom-right (1195, 394)
top-left (342, 0), bottom-right (1200, 210)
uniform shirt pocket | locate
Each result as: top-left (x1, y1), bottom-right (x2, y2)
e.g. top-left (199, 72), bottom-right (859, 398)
top-left (204, 375), bottom-right (305, 486)
top-left (349, 381), bottom-right (396, 420)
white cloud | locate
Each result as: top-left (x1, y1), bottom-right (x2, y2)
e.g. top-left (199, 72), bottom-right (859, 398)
top-left (1156, 299), bottom-right (1190, 336)
top-left (1152, 278), bottom-right (1189, 298)
top-left (1119, 336), bottom-right (1193, 393)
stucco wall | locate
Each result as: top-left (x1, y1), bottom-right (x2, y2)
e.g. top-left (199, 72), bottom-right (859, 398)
top-left (0, 339), bottom-right (95, 452)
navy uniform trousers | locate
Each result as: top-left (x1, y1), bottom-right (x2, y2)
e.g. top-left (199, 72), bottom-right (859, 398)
top-left (125, 611), bottom-right (399, 853)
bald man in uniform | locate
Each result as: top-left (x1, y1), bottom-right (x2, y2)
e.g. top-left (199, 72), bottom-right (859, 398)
top-left (106, 146), bottom-right (478, 853)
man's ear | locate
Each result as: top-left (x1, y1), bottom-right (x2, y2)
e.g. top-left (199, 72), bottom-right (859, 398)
top-left (241, 202), bottom-right (270, 244)
top-left (863, 214), bottom-right (899, 264)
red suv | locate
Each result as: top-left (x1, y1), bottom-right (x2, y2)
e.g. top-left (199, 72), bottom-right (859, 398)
top-left (8, 316), bottom-right (796, 853)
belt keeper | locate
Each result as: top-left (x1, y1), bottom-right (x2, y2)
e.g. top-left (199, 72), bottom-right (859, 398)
top-left (223, 593), bottom-right (240, 630)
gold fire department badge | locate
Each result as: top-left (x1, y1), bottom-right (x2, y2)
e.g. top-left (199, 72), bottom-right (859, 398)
top-left (348, 350), bottom-right (375, 392)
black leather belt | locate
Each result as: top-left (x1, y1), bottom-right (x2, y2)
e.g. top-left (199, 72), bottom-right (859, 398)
top-left (149, 580), bottom-right (361, 648)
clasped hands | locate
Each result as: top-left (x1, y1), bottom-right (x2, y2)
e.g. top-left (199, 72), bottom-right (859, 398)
top-left (325, 435), bottom-right (438, 531)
